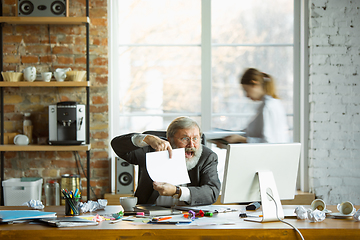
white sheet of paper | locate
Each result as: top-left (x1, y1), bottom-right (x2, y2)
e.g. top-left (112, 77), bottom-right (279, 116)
top-left (146, 148), bottom-right (190, 185)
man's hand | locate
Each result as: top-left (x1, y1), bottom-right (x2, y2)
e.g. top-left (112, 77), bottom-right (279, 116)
top-left (153, 182), bottom-right (176, 196)
top-left (143, 135), bottom-right (173, 158)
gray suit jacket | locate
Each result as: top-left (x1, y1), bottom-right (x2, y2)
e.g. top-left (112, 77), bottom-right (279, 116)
top-left (111, 133), bottom-right (221, 205)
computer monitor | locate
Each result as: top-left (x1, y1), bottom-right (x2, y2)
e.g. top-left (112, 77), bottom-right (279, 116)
top-left (220, 143), bottom-right (301, 222)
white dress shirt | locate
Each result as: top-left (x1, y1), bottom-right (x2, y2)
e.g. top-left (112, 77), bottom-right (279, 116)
top-left (131, 134), bottom-right (191, 205)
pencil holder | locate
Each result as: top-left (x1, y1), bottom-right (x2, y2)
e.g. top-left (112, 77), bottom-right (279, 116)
top-left (65, 197), bottom-right (80, 216)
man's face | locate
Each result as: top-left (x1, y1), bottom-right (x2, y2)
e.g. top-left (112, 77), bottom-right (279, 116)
top-left (171, 126), bottom-right (201, 159)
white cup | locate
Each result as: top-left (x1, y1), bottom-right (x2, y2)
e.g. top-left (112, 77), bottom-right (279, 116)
top-left (311, 199), bottom-right (326, 211)
top-left (337, 201), bottom-right (356, 215)
top-left (119, 196), bottom-right (137, 211)
top-left (14, 134), bottom-right (29, 145)
top-left (23, 66), bottom-right (36, 82)
top-left (41, 72), bottom-right (52, 82)
top-left (54, 71), bottom-right (66, 82)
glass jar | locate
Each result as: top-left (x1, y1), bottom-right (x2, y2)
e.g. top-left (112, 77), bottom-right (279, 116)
top-left (44, 180), bottom-right (60, 206)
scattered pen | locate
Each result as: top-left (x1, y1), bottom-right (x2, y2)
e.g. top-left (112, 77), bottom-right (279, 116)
top-left (124, 211), bottom-right (145, 216)
top-left (154, 217), bottom-right (172, 222)
top-left (147, 221), bottom-right (191, 225)
top-left (110, 219), bottom-right (122, 224)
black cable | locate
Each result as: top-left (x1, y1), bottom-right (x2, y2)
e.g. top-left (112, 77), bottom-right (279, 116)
top-left (72, 151), bottom-right (98, 200)
top-left (267, 192), bottom-right (305, 240)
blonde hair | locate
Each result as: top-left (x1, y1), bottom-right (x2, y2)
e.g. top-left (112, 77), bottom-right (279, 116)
top-left (240, 68), bottom-right (279, 99)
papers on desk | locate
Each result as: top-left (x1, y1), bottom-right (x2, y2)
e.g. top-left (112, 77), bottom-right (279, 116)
top-left (0, 210), bottom-right (56, 223)
top-left (146, 148), bottom-right (190, 185)
top-left (175, 205), bottom-right (238, 214)
top-left (134, 205), bottom-right (182, 216)
top-left (39, 217), bottom-right (99, 227)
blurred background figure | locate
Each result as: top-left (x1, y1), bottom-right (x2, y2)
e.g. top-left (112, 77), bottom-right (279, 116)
top-left (221, 68), bottom-right (289, 144)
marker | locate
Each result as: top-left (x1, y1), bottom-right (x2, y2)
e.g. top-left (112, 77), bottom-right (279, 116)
top-left (124, 211), bottom-right (145, 216)
top-left (147, 220), bottom-right (191, 225)
top-left (156, 217), bottom-right (172, 221)
top-left (110, 219), bottom-right (123, 224)
top-left (246, 214), bottom-right (263, 218)
top-left (74, 188), bottom-right (79, 197)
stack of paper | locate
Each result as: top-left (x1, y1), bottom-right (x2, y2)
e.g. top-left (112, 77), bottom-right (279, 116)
top-left (39, 217), bottom-right (99, 227)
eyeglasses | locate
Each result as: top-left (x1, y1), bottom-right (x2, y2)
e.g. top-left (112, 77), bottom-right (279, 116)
top-left (179, 136), bottom-right (200, 144)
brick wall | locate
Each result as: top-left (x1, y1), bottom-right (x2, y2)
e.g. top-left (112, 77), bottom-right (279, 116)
top-left (1, 0), bottom-right (109, 201)
top-left (309, 0), bottom-right (360, 204)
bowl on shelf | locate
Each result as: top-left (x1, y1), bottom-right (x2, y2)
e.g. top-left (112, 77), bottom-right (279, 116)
top-left (66, 71), bottom-right (86, 82)
top-left (1, 72), bottom-right (23, 82)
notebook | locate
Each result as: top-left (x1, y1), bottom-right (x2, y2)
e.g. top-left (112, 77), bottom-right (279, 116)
top-left (134, 205), bottom-right (182, 216)
top-left (39, 217), bottom-right (99, 227)
top-left (0, 210), bottom-right (57, 223)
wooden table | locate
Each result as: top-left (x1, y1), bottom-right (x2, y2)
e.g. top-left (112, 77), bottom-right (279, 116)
top-left (0, 205), bottom-right (359, 240)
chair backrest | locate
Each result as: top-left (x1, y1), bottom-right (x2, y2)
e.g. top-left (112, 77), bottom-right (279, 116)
top-left (142, 130), bottom-right (206, 145)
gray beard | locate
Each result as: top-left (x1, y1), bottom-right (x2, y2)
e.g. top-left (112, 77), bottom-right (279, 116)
top-left (185, 144), bottom-right (202, 170)
top-left (170, 141), bottom-right (203, 171)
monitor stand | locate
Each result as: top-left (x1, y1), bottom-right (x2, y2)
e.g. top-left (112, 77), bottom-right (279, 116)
top-left (245, 171), bottom-right (284, 223)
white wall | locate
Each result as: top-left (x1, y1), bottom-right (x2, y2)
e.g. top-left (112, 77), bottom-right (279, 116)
top-left (308, 0), bottom-right (360, 204)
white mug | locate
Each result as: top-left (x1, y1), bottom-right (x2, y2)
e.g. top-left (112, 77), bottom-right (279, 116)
top-left (41, 72), bottom-right (52, 82)
top-left (23, 66), bottom-right (36, 82)
top-left (311, 199), bottom-right (326, 211)
top-left (119, 196), bottom-right (137, 211)
top-left (337, 201), bottom-right (356, 215)
top-left (54, 71), bottom-right (66, 82)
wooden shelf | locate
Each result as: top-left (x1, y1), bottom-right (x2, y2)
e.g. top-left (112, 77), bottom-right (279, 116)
top-left (0, 17), bottom-right (90, 25)
top-left (0, 144), bottom-right (90, 152)
top-left (0, 81), bottom-right (89, 87)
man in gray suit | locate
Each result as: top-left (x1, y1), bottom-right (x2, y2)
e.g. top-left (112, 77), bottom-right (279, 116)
top-left (111, 116), bottom-right (221, 206)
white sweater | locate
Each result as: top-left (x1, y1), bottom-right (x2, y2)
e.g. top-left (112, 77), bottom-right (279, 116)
top-left (245, 95), bottom-right (289, 143)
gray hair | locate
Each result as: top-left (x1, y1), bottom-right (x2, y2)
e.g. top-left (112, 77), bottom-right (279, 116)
top-left (166, 116), bottom-right (201, 139)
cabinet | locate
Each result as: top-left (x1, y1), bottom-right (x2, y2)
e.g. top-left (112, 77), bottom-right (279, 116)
top-left (0, 2), bottom-right (91, 205)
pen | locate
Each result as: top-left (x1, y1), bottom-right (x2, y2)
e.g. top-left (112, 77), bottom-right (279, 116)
top-left (124, 212), bottom-right (145, 216)
top-left (246, 214), bottom-right (263, 218)
top-left (153, 216), bottom-right (172, 221)
top-left (74, 188), bottom-right (78, 197)
top-left (147, 221), bottom-right (191, 225)
top-left (110, 219), bottom-right (122, 224)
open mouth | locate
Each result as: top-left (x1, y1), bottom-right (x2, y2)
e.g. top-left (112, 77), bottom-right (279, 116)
top-left (185, 149), bottom-right (195, 159)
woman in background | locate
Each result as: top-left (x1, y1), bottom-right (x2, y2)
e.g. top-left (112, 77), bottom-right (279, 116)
top-left (223, 68), bottom-right (289, 144)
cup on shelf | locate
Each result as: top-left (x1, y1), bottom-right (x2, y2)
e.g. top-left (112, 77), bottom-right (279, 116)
top-left (54, 71), bottom-right (67, 82)
top-left (41, 72), bottom-right (52, 82)
top-left (23, 66), bottom-right (36, 82)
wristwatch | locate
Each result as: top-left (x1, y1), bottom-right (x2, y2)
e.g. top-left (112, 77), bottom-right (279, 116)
top-left (172, 186), bottom-right (181, 199)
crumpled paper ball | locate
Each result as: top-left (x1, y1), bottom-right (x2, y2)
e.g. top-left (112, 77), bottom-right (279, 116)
top-left (307, 209), bottom-right (326, 222)
top-left (294, 206), bottom-right (308, 220)
top-left (353, 209), bottom-right (360, 221)
top-left (79, 199), bottom-right (108, 213)
top-left (22, 200), bottom-right (44, 209)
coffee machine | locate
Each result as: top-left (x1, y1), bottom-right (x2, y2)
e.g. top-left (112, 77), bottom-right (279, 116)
top-left (49, 101), bottom-right (86, 145)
